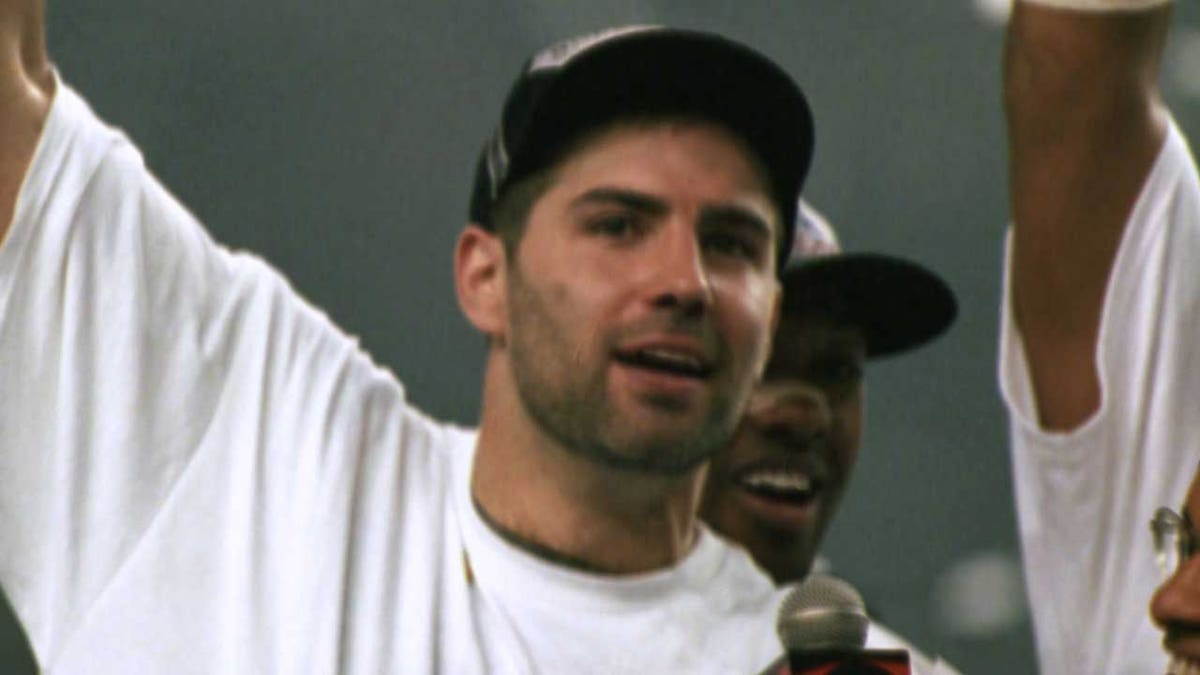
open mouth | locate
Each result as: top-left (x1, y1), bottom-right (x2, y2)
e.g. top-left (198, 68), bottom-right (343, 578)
top-left (737, 468), bottom-right (817, 506)
top-left (614, 347), bottom-right (713, 379)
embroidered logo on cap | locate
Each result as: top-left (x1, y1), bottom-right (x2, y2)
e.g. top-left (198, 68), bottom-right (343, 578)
top-left (791, 200), bottom-right (841, 261)
top-left (528, 25), bottom-right (661, 72)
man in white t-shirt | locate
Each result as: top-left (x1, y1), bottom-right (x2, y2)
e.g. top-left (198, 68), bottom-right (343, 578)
top-left (0, 2), bottom-right (854, 673)
top-left (999, 0), bottom-right (1200, 672)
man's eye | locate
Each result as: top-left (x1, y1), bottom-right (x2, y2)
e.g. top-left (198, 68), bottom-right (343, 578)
top-left (811, 360), bottom-right (863, 386)
top-left (587, 213), bottom-right (640, 238)
top-left (703, 232), bottom-right (760, 260)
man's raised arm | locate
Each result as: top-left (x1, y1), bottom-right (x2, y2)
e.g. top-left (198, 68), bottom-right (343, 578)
top-left (1002, 4), bottom-right (1199, 671)
top-left (1005, 1), bottom-right (1171, 430)
top-left (0, 0), bottom-right (53, 246)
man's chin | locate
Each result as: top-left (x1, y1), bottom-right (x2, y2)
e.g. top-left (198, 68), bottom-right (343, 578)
top-left (755, 540), bottom-right (819, 586)
top-left (735, 488), bottom-right (824, 536)
top-left (587, 414), bottom-right (731, 474)
top-left (577, 438), bottom-right (714, 476)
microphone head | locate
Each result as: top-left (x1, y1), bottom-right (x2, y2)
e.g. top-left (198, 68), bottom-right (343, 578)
top-left (776, 573), bottom-right (870, 652)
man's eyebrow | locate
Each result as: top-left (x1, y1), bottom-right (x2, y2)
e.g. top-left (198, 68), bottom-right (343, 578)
top-left (568, 189), bottom-right (777, 242)
top-left (699, 204), bottom-right (774, 241)
top-left (569, 188), bottom-right (668, 215)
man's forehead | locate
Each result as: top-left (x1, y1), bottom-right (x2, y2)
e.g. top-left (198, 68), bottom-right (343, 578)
top-left (551, 119), bottom-right (781, 227)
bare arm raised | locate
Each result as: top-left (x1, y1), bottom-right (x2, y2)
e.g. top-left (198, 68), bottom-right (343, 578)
top-left (1005, 1), bottom-right (1172, 430)
top-left (0, 0), bottom-right (53, 246)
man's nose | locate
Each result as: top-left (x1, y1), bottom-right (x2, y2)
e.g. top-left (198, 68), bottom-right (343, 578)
top-left (749, 386), bottom-right (832, 450)
top-left (1151, 555), bottom-right (1200, 629)
top-left (647, 223), bottom-right (711, 316)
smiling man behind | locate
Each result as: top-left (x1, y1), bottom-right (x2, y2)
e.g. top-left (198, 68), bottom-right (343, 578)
top-left (700, 201), bottom-right (957, 586)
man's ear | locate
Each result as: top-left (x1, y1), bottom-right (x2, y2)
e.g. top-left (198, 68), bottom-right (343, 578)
top-left (455, 224), bottom-right (507, 339)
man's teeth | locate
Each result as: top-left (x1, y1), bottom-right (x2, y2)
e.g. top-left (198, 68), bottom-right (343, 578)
top-left (636, 348), bottom-right (704, 373)
top-left (742, 471), bottom-right (812, 493)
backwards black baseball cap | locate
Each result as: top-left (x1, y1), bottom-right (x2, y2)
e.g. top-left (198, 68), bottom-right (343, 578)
top-left (782, 202), bottom-right (957, 358)
top-left (468, 25), bottom-right (815, 271)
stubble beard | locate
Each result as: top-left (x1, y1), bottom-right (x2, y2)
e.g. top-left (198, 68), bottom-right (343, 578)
top-left (505, 265), bottom-right (742, 476)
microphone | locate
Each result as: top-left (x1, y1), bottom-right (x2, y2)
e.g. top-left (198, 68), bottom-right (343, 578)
top-left (766, 574), bottom-right (912, 675)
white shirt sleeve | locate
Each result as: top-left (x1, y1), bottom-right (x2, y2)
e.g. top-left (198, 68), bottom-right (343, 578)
top-left (0, 77), bottom-right (414, 666)
top-left (998, 118), bottom-right (1200, 674)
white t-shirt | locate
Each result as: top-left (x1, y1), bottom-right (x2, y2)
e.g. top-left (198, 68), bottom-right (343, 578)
top-left (999, 119), bottom-right (1200, 675)
top-left (0, 78), bottom-right (945, 674)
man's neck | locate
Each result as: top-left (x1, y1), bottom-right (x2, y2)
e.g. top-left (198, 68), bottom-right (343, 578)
top-left (471, 359), bottom-right (706, 575)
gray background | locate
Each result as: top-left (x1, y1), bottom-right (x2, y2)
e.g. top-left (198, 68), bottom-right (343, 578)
top-left (3, 1), bottom-right (1197, 673)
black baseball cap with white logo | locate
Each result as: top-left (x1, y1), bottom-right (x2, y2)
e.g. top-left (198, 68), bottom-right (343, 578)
top-left (468, 25), bottom-right (815, 271)
top-left (782, 202), bottom-right (957, 358)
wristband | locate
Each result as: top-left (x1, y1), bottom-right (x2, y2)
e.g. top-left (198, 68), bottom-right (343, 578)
top-left (1020, 0), bottom-right (1171, 11)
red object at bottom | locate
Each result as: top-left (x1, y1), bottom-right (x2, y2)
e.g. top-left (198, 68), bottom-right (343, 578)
top-left (787, 649), bottom-right (911, 675)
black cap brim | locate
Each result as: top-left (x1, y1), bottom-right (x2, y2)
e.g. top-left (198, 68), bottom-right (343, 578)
top-left (781, 253), bottom-right (957, 358)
